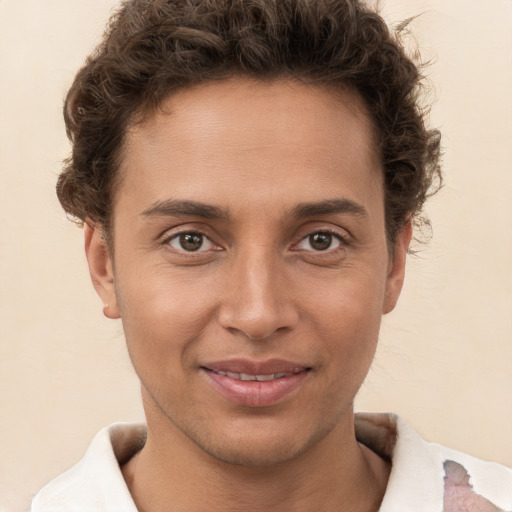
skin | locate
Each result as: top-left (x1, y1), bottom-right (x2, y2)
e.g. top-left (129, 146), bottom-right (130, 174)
top-left (85, 78), bottom-right (412, 512)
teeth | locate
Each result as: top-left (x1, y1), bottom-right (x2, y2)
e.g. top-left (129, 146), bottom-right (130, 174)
top-left (255, 374), bottom-right (276, 381)
top-left (213, 370), bottom-right (299, 381)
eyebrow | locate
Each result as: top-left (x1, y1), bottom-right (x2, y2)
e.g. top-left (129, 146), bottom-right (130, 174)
top-left (141, 199), bottom-right (230, 220)
top-left (290, 198), bottom-right (368, 219)
top-left (140, 198), bottom-right (367, 221)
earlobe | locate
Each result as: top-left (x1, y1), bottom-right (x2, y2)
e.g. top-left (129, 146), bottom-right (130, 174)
top-left (382, 221), bottom-right (413, 315)
top-left (84, 222), bottom-right (120, 319)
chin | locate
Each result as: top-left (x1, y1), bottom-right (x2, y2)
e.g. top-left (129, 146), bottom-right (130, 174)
top-left (195, 431), bottom-right (312, 468)
top-left (183, 413), bottom-right (341, 468)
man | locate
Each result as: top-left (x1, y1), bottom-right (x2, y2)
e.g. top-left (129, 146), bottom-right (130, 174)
top-left (32, 0), bottom-right (512, 510)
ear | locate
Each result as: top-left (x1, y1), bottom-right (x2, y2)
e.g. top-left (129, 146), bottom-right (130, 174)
top-left (382, 220), bottom-right (413, 315)
top-left (84, 222), bottom-right (120, 319)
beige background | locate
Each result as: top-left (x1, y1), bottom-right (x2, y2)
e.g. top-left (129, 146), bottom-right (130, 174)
top-left (1, 0), bottom-right (511, 510)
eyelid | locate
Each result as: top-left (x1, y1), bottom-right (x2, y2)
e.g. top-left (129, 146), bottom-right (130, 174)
top-left (291, 226), bottom-right (351, 251)
top-left (160, 227), bottom-right (222, 254)
top-left (297, 232), bottom-right (342, 252)
top-left (169, 233), bottom-right (214, 252)
top-left (157, 223), bottom-right (350, 254)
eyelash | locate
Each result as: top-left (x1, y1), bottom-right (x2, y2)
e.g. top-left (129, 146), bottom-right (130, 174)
top-left (161, 231), bottom-right (220, 256)
top-left (161, 228), bottom-right (349, 255)
top-left (293, 230), bottom-right (348, 253)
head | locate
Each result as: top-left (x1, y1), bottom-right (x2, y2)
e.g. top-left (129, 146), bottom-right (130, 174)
top-left (58, 0), bottom-right (440, 246)
top-left (60, 0), bottom-right (441, 467)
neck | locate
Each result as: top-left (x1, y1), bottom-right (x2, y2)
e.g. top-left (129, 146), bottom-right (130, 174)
top-left (122, 405), bottom-right (390, 512)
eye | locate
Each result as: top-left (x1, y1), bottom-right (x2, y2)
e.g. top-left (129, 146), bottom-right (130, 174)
top-left (167, 232), bottom-right (215, 252)
top-left (297, 231), bottom-right (343, 252)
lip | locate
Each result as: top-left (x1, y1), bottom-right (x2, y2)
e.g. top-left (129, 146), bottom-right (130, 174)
top-left (201, 358), bottom-right (311, 407)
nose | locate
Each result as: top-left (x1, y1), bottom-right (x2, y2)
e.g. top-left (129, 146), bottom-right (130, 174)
top-left (218, 247), bottom-right (299, 341)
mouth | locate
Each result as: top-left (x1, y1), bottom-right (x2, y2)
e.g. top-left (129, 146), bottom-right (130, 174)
top-left (201, 360), bottom-right (311, 407)
top-left (208, 368), bottom-right (306, 382)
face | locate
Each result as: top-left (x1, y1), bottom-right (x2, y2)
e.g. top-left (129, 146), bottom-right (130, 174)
top-left (87, 79), bottom-right (410, 467)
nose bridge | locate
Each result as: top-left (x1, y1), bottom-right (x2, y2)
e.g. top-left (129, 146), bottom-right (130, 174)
top-left (219, 242), bottom-right (296, 340)
top-left (240, 244), bottom-right (277, 307)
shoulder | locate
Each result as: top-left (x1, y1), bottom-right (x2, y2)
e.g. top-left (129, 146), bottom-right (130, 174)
top-left (355, 412), bottom-right (512, 512)
top-left (31, 423), bottom-right (146, 512)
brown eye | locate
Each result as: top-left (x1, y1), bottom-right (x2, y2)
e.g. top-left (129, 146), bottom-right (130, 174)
top-left (168, 232), bottom-right (214, 252)
top-left (180, 233), bottom-right (203, 251)
top-left (309, 232), bottom-right (334, 251)
top-left (296, 231), bottom-right (342, 252)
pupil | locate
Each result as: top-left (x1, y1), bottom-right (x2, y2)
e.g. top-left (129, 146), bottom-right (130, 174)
top-left (180, 233), bottom-right (203, 251)
top-left (310, 233), bottom-right (332, 251)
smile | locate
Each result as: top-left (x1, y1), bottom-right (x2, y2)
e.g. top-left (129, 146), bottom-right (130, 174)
top-left (210, 369), bottom-right (304, 381)
top-left (202, 361), bottom-right (311, 407)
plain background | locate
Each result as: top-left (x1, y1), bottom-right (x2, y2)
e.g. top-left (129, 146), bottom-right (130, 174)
top-left (1, 0), bottom-right (511, 510)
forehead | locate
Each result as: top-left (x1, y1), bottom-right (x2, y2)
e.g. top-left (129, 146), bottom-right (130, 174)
top-left (117, 78), bottom-right (382, 219)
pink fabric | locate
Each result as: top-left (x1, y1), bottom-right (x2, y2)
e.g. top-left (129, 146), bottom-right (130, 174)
top-left (443, 460), bottom-right (509, 512)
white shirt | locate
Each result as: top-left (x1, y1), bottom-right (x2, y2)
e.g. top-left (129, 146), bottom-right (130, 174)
top-left (31, 413), bottom-right (512, 511)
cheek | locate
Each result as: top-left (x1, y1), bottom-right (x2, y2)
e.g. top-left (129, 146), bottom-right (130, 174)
top-left (307, 266), bottom-right (387, 370)
top-left (114, 265), bottom-right (219, 365)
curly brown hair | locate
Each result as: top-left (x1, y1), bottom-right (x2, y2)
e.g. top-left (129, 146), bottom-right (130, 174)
top-left (58, 0), bottom-right (441, 244)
